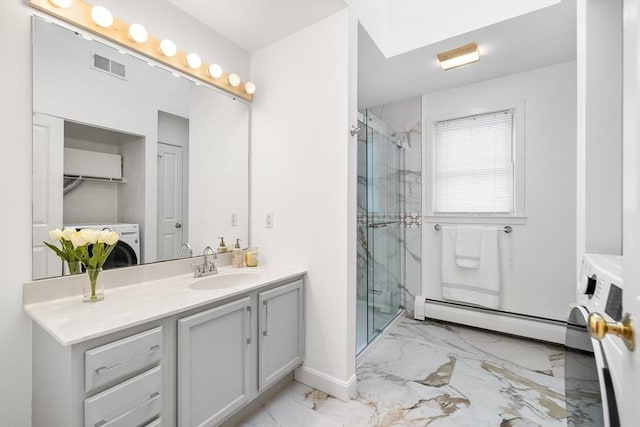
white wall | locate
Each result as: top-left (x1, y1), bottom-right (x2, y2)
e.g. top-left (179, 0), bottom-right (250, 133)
top-left (251, 9), bottom-right (357, 399)
top-left (188, 85), bottom-right (249, 253)
top-left (0, 3), bottom-right (34, 425)
top-left (576, 0), bottom-right (622, 265)
top-left (0, 1), bottom-right (249, 425)
top-left (421, 61), bottom-right (577, 321)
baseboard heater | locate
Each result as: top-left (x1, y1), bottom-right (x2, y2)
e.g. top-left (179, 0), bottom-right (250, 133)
top-left (414, 296), bottom-right (567, 344)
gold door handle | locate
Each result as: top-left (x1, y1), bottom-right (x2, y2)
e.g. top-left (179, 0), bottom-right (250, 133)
top-left (588, 312), bottom-right (635, 351)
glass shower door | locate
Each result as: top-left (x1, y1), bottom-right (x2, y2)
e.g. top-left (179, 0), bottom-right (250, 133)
top-left (357, 110), bottom-right (403, 353)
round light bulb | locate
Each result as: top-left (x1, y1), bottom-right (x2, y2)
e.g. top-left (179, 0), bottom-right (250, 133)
top-left (244, 81), bottom-right (256, 95)
top-left (91, 6), bottom-right (113, 28)
top-left (49, 0), bottom-right (73, 8)
top-left (128, 24), bottom-right (148, 43)
top-left (227, 73), bottom-right (241, 87)
top-left (207, 64), bottom-right (223, 79)
top-left (159, 39), bottom-right (177, 57)
top-left (185, 53), bottom-right (201, 69)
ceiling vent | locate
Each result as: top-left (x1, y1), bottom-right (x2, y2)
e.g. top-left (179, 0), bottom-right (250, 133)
top-left (92, 53), bottom-right (126, 79)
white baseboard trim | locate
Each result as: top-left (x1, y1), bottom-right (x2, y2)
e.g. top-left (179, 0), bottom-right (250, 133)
top-left (294, 366), bottom-right (357, 402)
top-left (414, 296), bottom-right (566, 344)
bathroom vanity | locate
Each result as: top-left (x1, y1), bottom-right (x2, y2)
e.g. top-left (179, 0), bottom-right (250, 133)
top-left (24, 263), bottom-right (305, 427)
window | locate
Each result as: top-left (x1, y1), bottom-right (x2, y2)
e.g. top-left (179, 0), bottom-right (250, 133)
top-left (432, 109), bottom-right (516, 214)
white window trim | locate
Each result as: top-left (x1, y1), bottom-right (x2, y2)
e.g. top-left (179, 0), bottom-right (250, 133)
top-left (423, 99), bottom-right (526, 224)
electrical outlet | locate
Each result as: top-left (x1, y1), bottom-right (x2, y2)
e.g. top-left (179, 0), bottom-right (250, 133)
top-left (266, 212), bottom-right (273, 228)
top-left (231, 212), bottom-right (238, 227)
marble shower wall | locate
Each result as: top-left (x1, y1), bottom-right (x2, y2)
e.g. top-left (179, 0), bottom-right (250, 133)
top-left (367, 97), bottom-right (422, 317)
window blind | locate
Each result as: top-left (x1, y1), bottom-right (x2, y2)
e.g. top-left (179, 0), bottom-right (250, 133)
top-left (433, 109), bottom-right (514, 213)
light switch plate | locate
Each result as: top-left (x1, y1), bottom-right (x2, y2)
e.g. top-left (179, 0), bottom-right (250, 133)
top-left (231, 212), bottom-right (238, 227)
top-left (266, 212), bottom-right (273, 228)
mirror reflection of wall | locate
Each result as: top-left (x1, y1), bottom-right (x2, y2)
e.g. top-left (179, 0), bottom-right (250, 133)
top-left (32, 17), bottom-right (249, 280)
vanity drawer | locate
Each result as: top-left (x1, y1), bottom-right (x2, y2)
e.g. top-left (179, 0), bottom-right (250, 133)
top-left (84, 365), bottom-right (162, 427)
top-left (144, 417), bottom-right (162, 427)
top-left (86, 327), bottom-right (162, 392)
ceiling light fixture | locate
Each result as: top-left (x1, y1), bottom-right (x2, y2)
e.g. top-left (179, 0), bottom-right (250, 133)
top-left (437, 43), bottom-right (480, 70)
top-left (159, 39), bottom-right (177, 57)
top-left (227, 73), bottom-right (241, 87)
top-left (91, 5), bottom-right (113, 28)
top-left (49, 0), bottom-right (73, 8)
top-left (185, 53), bottom-right (201, 69)
top-left (207, 64), bottom-right (223, 79)
top-left (128, 24), bottom-right (148, 43)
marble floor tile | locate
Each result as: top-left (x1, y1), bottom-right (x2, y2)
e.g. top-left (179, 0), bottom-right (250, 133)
top-left (240, 318), bottom-right (571, 427)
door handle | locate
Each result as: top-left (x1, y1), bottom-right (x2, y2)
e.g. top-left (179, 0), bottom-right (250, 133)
top-left (588, 312), bottom-right (635, 351)
top-left (263, 300), bottom-right (268, 336)
top-left (175, 222), bottom-right (182, 229)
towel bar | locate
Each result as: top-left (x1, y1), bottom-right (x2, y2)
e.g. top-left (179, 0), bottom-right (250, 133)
top-left (434, 224), bottom-right (512, 233)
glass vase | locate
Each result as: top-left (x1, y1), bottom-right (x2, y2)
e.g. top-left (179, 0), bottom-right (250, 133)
top-left (83, 268), bottom-right (104, 302)
top-left (67, 260), bottom-right (80, 275)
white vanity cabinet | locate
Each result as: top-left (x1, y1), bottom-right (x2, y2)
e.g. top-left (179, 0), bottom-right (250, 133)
top-left (32, 323), bottom-right (166, 427)
top-left (177, 297), bottom-right (254, 427)
top-left (28, 271), bottom-right (305, 427)
top-left (258, 279), bottom-right (304, 391)
top-left (177, 278), bottom-right (304, 427)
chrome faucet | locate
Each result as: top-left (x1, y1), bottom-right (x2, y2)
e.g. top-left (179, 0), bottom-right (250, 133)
top-left (194, 246), bottom-right (218, 278)
top-left (179, 242), bottom-right (193, 258)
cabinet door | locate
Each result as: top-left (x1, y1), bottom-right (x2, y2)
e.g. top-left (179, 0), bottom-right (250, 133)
top-left (258, 280), bottom-right (304, 391)
top-left (178, 297), bottom-right (253, 427)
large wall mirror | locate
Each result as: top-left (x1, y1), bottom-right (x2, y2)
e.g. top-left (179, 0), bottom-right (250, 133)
top-left (32, 16), bottom-right (250, 280)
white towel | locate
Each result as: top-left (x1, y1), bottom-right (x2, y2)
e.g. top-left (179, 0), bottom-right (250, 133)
top-left (455, 226), bottom-right (482, 268)
top-left (441, 226), bottom-right (500, 309)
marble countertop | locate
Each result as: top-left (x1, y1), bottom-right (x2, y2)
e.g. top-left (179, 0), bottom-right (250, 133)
top-left (24, 265), bottom-right (306, 347)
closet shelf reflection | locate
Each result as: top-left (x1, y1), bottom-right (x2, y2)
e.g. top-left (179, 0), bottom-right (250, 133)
top-left (63, 174), bottom-right (127, 195)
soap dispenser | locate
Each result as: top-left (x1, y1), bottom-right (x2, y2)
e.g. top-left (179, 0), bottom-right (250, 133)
top-left (217, 237), bottom-right (229, 254)
top-left (232, 239), bottom-right (244, 268)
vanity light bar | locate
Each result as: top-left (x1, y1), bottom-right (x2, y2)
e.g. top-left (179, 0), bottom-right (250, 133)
top-left (32, 0), bottom-right (255, 101)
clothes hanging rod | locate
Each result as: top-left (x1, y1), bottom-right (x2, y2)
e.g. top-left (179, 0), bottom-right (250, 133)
top-left (434, 224), bottom-right (512, 233)
top-left (64, 174), bottom-right (127, 184)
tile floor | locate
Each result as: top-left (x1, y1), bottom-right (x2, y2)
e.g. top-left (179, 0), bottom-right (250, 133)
top-left (240, 317), bottom-right (575, 426)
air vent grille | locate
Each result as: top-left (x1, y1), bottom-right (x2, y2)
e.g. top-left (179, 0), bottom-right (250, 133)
top-left (110, 61), bottom-right (125, 78)
top-left (92, 53), bottom-right (126, 79)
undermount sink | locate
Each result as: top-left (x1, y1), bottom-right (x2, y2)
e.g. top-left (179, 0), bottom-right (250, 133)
top-left (189, 272), bottom-right (262, 290)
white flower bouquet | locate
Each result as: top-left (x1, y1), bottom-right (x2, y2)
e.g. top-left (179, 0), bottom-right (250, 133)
top-left (46, 227), bottom-right (119, 301)
top-left (45, 227), bottom-right (81, 275)
top-left (70, 228), bottom-right (120, 271)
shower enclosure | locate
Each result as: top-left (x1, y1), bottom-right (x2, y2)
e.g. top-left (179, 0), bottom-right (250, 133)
top-left (357, 110), bottom-right (404, 353)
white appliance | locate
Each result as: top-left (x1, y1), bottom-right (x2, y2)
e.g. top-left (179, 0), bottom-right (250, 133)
top-left (66, 223), bottom-right (140, 269)
top-left (566, 253), bottom-right (623, 427)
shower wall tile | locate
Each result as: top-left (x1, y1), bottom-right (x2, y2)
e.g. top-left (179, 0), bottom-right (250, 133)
top-left (403, 127), bottom-right (422, 216)
top-left (403, 227), bottom-right (422, 317)
top-left (357, 222), bottom-right (368, 300)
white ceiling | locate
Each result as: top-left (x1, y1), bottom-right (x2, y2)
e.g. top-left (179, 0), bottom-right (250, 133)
top-left (167, 0), bottom-right (347, 52)
top-left (348, 0), bottom-right (561, 58)
top-left (167, 0), bottom-right (576, 109)
top-left (358, 0), bottom-right (576, 108)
